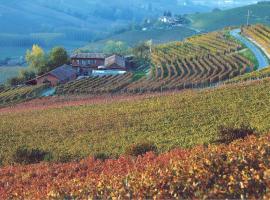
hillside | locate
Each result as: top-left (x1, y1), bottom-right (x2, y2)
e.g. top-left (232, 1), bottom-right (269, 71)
top-left (0, 0), bottom-right (212, 68)
top-left (188, 2), bottom-right (270, 32)
top-left (2, 24), bottom-right (270, 102)
top-left (80, 27), bottom-right (197, 52)
top-left (1, 78), bottom-right (270, 166)
top-left (62, 29), bottom-right (254, 96)
top-left (0, 25), bottom-right (263, 98)
top-left (1, 133), bottom-right (269, 199)
top-left (242, 24), bottom-right (270, 58)
top-left (0, 0), bottom-right (210, 34)
top-left (0, 0), bottom-right (209, 44)
top-left (1, 1), bottom-right (270, 62)
top-left (2, 2), bottom-right (270, 198)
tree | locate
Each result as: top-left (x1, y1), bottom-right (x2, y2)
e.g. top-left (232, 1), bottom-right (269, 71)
top-left (7, 77), bottom-right (24, 86)
top-left (19, 69), bottom-right (36, 81)
top-left (25, 45), bottom-right (68, 75)
top-left (163, 11), bottom-right (168, 17)
top-left (133, 41), bottom-right (151, 59)
top-left (6, 68), bottom-right (36, 86)
top-left (164, 11), bottom-right (172, 17)
top-left (103, 40), bottom-right (130, 55)
top-left (48, 47), bottom-right (68, 70)
top-left (25, 45), bottom-right (48, 74)
top-left (132, 41), bottom-right (152, 67)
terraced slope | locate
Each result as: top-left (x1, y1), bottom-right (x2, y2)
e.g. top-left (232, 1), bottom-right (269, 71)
top-left (56, 73), bottom-right (133, 95)
top-left (242, 24), bottom-right (270, 58)
top-left (125, 32), bottom-right (253, 92)
top-left (55, 30), bottom-right (255, 95)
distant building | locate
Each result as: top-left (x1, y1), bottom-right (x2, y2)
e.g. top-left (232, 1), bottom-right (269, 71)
top-left (158, 15), bottom-right (189, 27)
top-left (26, 64), bottom-right (77, 86)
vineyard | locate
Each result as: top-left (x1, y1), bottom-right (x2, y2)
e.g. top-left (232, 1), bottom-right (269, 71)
top-left (125, 31), bottom-right (253, 92)
top-left (0, 84), bottom-right (47, 107)
top-left (53, 30), bottom-right (255, 95)
top-left (1, 79), bottom-right (270, 165)
top-left (0, 28), bottom-right (262, 106)
top-left (226, 65), bottom-right (270, 83)
top-left (1, 27), bottom-right (270, 198)
top-left (56, 73), bottom-right (133, 95)
top-left (242, 24), bottom-right (270, 57)
top-left (0, 133), bottom-right (269, 199)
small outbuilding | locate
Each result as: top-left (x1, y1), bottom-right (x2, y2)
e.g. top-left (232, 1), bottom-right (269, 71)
top-left (104, 55), bottom-right (126, 70)
top-left (26, 64), bottom-right (77, 86)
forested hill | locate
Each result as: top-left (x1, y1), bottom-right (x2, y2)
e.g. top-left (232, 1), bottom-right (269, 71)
top-left (0, 0), bottom-right (210, 35)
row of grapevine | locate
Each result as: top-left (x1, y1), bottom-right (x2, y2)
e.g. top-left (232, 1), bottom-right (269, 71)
top-left (0, 85), bottom-right (47, 106)
top-left (226, 65), bottom-right (270, 83)
top-left (186, 31), bottom-right (242, 53)
top-left (125, 54), bottom-right (252, 92)
top-left (242, 24), bottom-right (270, 56)
top-left (56, 73), bottom-right (133, 95)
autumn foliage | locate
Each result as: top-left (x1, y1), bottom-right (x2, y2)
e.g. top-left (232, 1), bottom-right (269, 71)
top-left (0, 133), bottom-right (269, 199)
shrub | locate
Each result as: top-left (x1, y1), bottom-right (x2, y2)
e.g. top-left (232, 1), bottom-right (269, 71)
top-left (12, 146), bottom-right (49, 165)
top-left (125, 142), bottom-right (158, 157)
top-left (215, 123), bottom-right (257, 144)
top-left (1, 134), bottom-right (270, 199)
top-left (55, 153), bottom-right (76, 163)
top-left (0, 84), bottom-right (5, 92)
top-left (93, 152), bottom-right (110, 161)
top-left (51, 151), bottom-right (83, 163)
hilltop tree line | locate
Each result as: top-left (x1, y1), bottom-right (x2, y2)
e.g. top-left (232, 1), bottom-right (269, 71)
top-left (79, 39), bottom-right (151, 66)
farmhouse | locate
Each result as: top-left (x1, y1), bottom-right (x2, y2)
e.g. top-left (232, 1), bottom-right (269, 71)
top-left (71, 53), bottom-right (127, 76)
top-left (26, 54), bottom-right (130, 86)
top-left (71, 53), bottom-right (106, 68)
top-left (26, 64), bottom-right (77, 86)
top-left (71, 53), bottom-right (106, 75)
